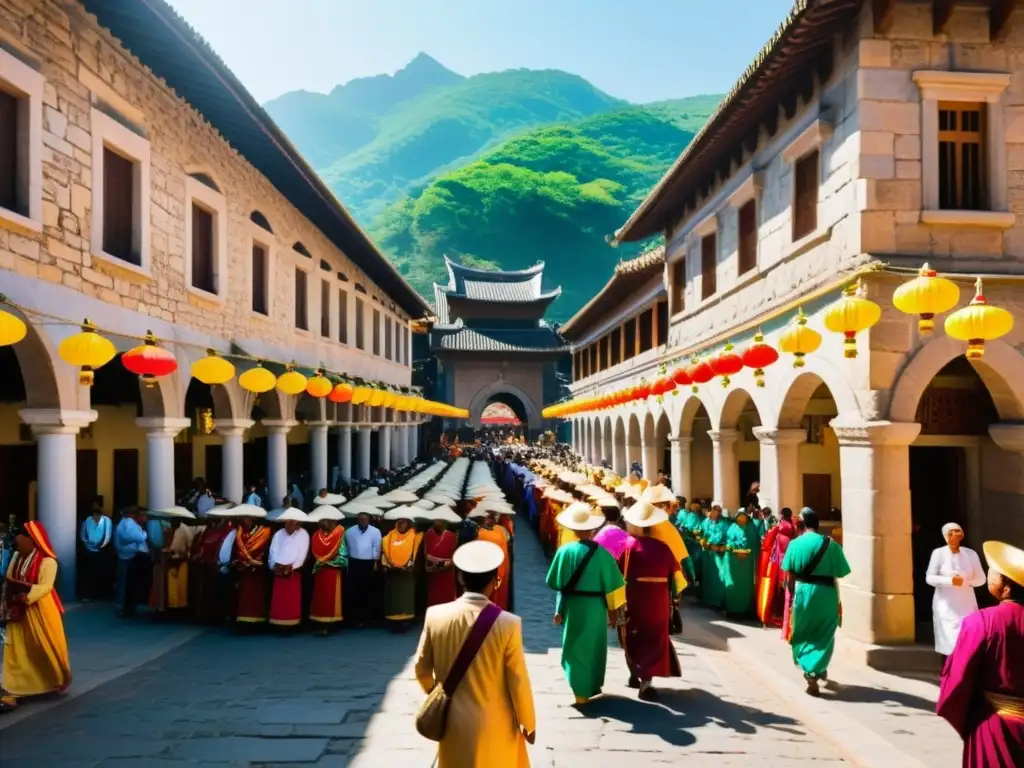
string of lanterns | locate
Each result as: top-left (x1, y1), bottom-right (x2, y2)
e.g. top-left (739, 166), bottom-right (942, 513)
top-left (0, 301), bottom-right (469, 420)
top-left (542, 263), bottom-right (1014, 420)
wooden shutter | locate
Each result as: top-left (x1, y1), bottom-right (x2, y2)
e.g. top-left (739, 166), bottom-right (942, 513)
top-left (251, 244), bottom-right (268, 315)
top-left (0, 89), bottom-right (17, 213)
top-left (373, 309), bottom-right (381, 355)
top-left (656, 301), bottom-right (668, 345)
top-left (102, 148), bottom-right (137, 264)
top-left (938, 102), bottom-right (985, 211)
top-left (639, 308), bottom-right (653, 351)
top-left (356, 298), bottom-right (365, 349)
top-left (624, 318), bottom-right (637, 360)
top-left (610, 327), bottom-right (622, 366)
top-left (701, 233), bottom-right (717, 299)
top-left (320, 280), bottom-right (331, 337)
top-left (295, 268), bottom-right (308, 329)
top-left (738, 199), bottom-right (757, 276)
top-left (792, 150), bottom-right (819, 240)
top-left (385, 317), bottom-right (393, 359)
top-left (338, 290), bottom-right (348, 343)
top-left (191, 204), bottom-right (215, 293)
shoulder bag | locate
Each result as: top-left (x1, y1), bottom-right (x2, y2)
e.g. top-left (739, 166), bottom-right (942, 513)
top-left (561, 540), bottom-right (603, 598)
top-left (415, 602), bottom-right (502, 742)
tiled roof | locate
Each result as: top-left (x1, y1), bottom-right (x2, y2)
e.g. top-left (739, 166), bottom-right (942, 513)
top-left (432, 257), bottom-right (562, 325)
top-left (431, 327), bottom-right (567, 353)
top-left (464, 276), bottom-right (548, 302)
top-left (613, 245), bottom-right (666, 276)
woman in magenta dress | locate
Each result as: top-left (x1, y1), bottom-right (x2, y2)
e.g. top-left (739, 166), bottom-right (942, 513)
top-left (758, 508), bottom-right (796, 628)
top-left (936, 541), bottom-right (1024, 767)
top-left (618, 501), bottom-right (685, 702)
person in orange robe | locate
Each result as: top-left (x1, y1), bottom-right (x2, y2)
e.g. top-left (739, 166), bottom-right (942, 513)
top-left (423, 517), bottom-right (457, 607)
top-left (475, 511), bottom-right (512, 610)
top-left (381, 514), bottom-right (422, 631)
top-left (222, 516), bottom-right (271, 626)
top-left (309, 516), bottom-right (347, 634)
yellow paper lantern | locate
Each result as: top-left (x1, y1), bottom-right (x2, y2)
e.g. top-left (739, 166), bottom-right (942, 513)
top-left (944, 277), bottom-right (1014, 360)
top-left (778, 308), bottom-right (822, 368)
top-left (239, 363), bottom-right (276, 394)
top-left (0, 308), bottom-right (27, 347)
top-left (893, 263), bottom-right (960, 334)
top-left (823, 280), bottom-right (882, 359)
top-left (351, 386), bottom-right (372, 405)
top-left (276, 365), bottom-right (307, 396)
top-left (191, 350), bottom-right (235, 385)
top-left (306, 371), bottom-right (333, 398)
top-left (381, 391), bottom-right (397, 408)
top-left (58, 320), bottom-right (117, 386)
top-left (367, 389), bottom-right (386, 407)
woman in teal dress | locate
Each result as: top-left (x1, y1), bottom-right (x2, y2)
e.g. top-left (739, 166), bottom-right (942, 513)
top-left (724, 509), bottom-right (761, 617)
top-left (676, 502), bottom-right (704, 589)
top-left (699, 505), bottom-right (730, 609)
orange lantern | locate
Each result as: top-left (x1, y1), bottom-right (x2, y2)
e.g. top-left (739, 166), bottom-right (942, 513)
top-left (328, 382), bottom-right (354, 403)
top-left (306, 370), bottom-right (333, 398)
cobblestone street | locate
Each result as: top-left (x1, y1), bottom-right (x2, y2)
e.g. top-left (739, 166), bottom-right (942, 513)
top-left (1, 527), bottom-right (961, 768)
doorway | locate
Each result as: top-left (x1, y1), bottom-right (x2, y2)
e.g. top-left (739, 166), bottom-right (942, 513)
top-left (739, 461), bottom-right (759, 507)
top-left (112, 448), bottom-right (140, 510)
top-left (204, 444), bottom-right (222, 497)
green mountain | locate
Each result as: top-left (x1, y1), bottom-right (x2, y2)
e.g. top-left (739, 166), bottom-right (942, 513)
top-left (371, 97), bottom-right (720, 321)
top-left (264, 54), bottom-right (624, 221)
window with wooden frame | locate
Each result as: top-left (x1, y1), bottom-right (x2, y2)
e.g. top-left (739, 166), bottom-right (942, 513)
top-left (638, 309), bottom-right (653, 352)
top-left (792, 149), bottom-right (819, 241)
top-left (700, 233), bottom-right (717, 299)
top-left (372, 309), bottom-right (381, 356)
top-left (355, 297), bottom-right (365, 350)
top-left (738, 199), bottom-right (757, 276)
top-left (190, 203), bottom-right (215, 293)
top-left (624, 318), bottom-right (637, 360)
top-left (402, 326), bottom-right (410, 366)
top-left (338, 289), bottom-right (349, 343)
top-left (91, 109), bottom-right (150, 271)
top-left (938, 102), bottom-right (985, 210)
top-left (598, 336), bottom-right (608, 372)
top-left (0, 49), bottom-right (43, 230)
top-left (573, 351), bottom-right (581, 381)
top-left (103, 148), bottom-right (137, 264)
top-left (320, 279), bottom-right (331, 337)
top-left (251, 242), bottom-right (269, 315)
top-left (294, 268), bottom-right (309, 330)
top-left (589, 344), bottom-right (598, 375)
top-left (0, 88), bottom-right (18, 214)
top-left (656, 301), bottom-right (668, 345)
top-left (671, 260), bottom-right (685, 315)
top-left (610, 327), bottom-right (622, 366)
top-left (385, 316), bottom-right (393, 360)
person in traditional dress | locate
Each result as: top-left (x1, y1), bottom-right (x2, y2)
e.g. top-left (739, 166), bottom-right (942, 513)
top-left (147, 513), bottom-right (168, 615)
top-left (165, 517), bottom-right (193, 611)
top-left (114, 507), bottom-right (151, 617)
top-left (936, 540), bottom-right (1024, 767)
top-left (424, 514), bottom-right (458, 607)
top-left (476, 510), bottom-right (512, 610)
top-left (545, 505), bottom-right (626, 705)
top-left (219, 513), bottom-right (272, 627)
top-left (0, 522), bottom-right (70, 714)
top-left (593, 502), bottom-right (629, 560)
top-left (640, 485), bottom-right (690, 576)
top-left (926, 522), bottom-right (986, 656)
top-left (782, 508), bottom-right (851, 695)
top-left (676, 501), bottom-right (704, 591)
top-left (78, 503), bottom-right (112, 602)
top-left (345, 512), bottom-right (382, 627)
top-left (756, 507), bottom-right (796, 628)
top-left (381, 512), bottom-right (422, 631)
top-left (268, 510), bottom-right (310, 630)
top-left (699, 504), bottom-right (730, 610)
top-left (309, 508), bottom-right (347, 634)
top-left (192, 516), bottom-right (232, 624)
top-left (723, 509), bottom-right (760, 618)
top-left (619, 501), bottom-right (685, 702)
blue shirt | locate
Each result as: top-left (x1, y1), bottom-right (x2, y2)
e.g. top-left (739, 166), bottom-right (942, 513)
top-left (115, 517), bottom-right (148, 560)
top-left (196, 494), bottom-right (216, 517)
top-left (245, 492), bottom-right (262, 507)
top-left (80, 515), bottom-right (113, 551)
top-left (146, 519), bottom-right (166, 550)
top-left (344, 525), bottom-right (381, 560)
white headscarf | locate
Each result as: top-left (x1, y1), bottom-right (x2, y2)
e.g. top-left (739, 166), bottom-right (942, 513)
top-left (942, 522), bottom-right (963, 539)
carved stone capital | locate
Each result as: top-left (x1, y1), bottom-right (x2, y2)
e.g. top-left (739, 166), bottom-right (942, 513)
top-left (707, 428), bottom-right (740, 446)
top-left (752, 427), bottom-right (806, 446)
top-left (831, 420), bottom-right (921, 447)
top-left (989, 424), bottom-right (1024, 454)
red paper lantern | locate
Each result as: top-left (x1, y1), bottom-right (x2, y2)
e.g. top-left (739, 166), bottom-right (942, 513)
top-left (651, 376), bottom-right (676, 398)
top-left (672, 366), bottom-right (693, 388)
top-left (709, 342), bottom-right (744, 388)
top-left (686, 355), bottom-right (714, 394)
top-left (632, 382), bottom-right (650, 401)
top-left (742, 330), bottom-right (779, 388)
top-left (122, 331), bottom-right (177, 387)
top-left (328, 382), bottom-right (354, 403)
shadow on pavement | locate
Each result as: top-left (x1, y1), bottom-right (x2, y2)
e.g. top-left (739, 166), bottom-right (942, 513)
top-left (818, 681), bottom-right (938, 712)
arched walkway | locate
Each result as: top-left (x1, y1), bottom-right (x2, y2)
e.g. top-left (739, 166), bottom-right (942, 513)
top-left (468, 381), bottom-right (541, 434)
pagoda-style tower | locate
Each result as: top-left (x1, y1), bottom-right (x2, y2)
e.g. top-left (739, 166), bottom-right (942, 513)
top-left (422, 257), bottom-right (569, 438)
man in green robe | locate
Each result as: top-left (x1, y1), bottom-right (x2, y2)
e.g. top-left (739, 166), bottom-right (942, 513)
top-left (545, 505), bottom-right (627, 705)
top-left (675, 499), bottom-right (702, 589)
top-left (724, 509), bottom-right (761, 617)
top-left (700, 504), bottom-right (731, 610)
top-left (782, 508), bottom-right (851, 696)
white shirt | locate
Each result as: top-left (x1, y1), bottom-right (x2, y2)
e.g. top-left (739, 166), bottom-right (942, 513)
top-left (345, 525), bottom-right (382, 561)
top-left (269, 528), bottom-right (310, 569)
top-left (925, 545), bottom-right (986, 655)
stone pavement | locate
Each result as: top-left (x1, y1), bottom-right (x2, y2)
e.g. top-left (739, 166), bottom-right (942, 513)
top-left (0, 525), bottom-right (961, 768)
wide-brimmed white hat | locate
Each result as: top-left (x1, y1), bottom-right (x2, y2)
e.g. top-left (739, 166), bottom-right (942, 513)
top-left (430, 507), bottom-right (462, 524)
top-left (340, 502), bottom-right (384, 517)
top-left (619, 485), bottom-right (642, 500)
top-left (210, 503), bottom-right (267, 519)
top-left (383, 506), bottom-right (417, 522)
top-left (354, 488), bottom-right (380, 500)
top-left (641, 485), bottom-right (676, 505)
top-left (453, 540), bottom-right (505, 573)
top-left (984, 541), bottom-right (1024, 587)
top-left (543, 488), bottom-right (575, 504)
top-left (623, 500), bottom-right (669, 528)
top-left (313, 492), bottom-right (347, 506)
top-left (273, 508), bottom-right (309, 523)
top-left (557, 502), bottom-right (604, 532)
top-left (308, 506), bottom-right (344, 522)
top-left (413, 498), bottom-right (436, 509)
top-left (474, 499), bottom-right (516, 516)
top-left (381, 489), bottom-right (419, 503)
top-left (148, 506), bottom-right (196, 520)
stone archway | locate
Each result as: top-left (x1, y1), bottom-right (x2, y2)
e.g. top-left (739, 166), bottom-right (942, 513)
top-left (712, 387), bottom-right (764, 511)
top-left (468, 380), bottom-right (542, 434)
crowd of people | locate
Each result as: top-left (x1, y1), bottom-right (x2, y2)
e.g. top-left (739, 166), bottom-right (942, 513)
top-left (0, 435), bottom-right (1021, 768)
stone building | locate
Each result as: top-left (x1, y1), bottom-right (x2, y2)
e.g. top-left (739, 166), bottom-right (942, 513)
top-left (566, 0), bottom-right (1024, 663)
top-left (424, 257), bottom-right (569, 439)
top-left (0, 0), bottom-right (430, 596)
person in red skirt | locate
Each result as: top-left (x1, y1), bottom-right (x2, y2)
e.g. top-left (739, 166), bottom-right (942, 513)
top-left (308, 506), bottom-right (346, 635)
top-left (268, 509), bottom-right (310, 631)
top-left (423, 510), bottom-right (459, 607)
top-left (220, 506), bottom-right (272, 628)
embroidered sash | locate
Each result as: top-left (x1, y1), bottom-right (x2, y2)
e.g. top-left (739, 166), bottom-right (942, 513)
top-left (235, 526), bottom-right (270, 566)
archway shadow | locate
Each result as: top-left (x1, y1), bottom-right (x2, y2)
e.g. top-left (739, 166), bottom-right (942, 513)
top-left (578, 689), bottom-right (805, 747)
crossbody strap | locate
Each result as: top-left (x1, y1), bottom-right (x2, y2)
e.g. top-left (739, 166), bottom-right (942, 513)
top-left (799, 536), bottom-right (832, 580)
top-left (442, 603), bottom-right (501, 696)
top-left (562, 540), bottom-right (601, 596)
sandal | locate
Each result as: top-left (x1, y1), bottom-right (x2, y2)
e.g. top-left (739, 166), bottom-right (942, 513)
top-left (0, 696), bottom-right (18, 714)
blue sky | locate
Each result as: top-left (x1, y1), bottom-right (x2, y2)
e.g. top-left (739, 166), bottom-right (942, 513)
top-left (167, 0), bottom-right (796, 104)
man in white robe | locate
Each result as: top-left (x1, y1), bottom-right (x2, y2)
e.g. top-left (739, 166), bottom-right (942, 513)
top-left (925, 522), bottom-right (986, 655)
top-left (268, 517), bottom-right (311, 628)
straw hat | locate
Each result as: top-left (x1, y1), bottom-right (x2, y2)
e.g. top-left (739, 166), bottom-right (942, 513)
top-left (308, 506), bottom-right (344, 522)
top-left (623, 500), bottom-right (669, 528)
top-left (210, 503), bottom-right (266, 519)
top-left (383, 506), bottom-right (417, 522)
top-left (984, 541), bottom-right (1024, 587)
top-left (453, 540), bottom-right (505, 573)
top-left (313, 492), bottom-right (347, 506)
top-left (556, 502), bottom-right (604, 532)
top-left (148, 506), bottom-right (196, 520)
top-left (273, 508), bottom-right (309, 523)
top-left (641, 485), bottom-right (676, 505)
top-left (619, 485), bottom-right (641, 500)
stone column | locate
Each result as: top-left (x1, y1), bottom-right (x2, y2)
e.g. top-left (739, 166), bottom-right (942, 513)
top-left (356, 427), bottom-right (372, 480)
top-left (613, 434), bottom-right (628, 478)
top-left (263, 419), bottom-right (297, 506)
top-left (670, 436), bottom-right (692, 500)
top-left (407, 423), bottom-right (418, 462)
top-left (391, 426), bottom-right (404, 467)
top-left (136, 417), bottom-right (192, 510)
top-left (833, 421), bottom-right (921, 646)
top-left (708, 428), bottom-right (741, 511)
top-left (626, 438), bottom-right (642, 477)
top-left (753, 427), bottom-right (806, 513)
top-left (19, 408), bottom-right (98, 600)
top-left (379, 425), bottom-right (392, 471)
top-left (337, 426), bottom-right (352, 481)
top-left (215, 418), bottom-right (253, 503)
top-left (641, 440), bottom-right (659, 482)
top-left (308, 421), bottom-right (331, 493)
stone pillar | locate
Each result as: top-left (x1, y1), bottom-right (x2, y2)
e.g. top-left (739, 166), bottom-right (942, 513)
top-left (670, 436), bottom-right (692, 500)
top-left (641, 440), bottom-right (659, 482)
top-left (407, 423), bottom-right (418, 462)
top-left (708, 428), bottom-right (741, 512)
top-left (136, 417), bottom-right (192, 510)
top-left (337, 426), bottom-right (352, 481)
top-left (356, 427), bottom-right (372, 480)
top-left (308, 421), bottom-right (331, 493)
top-left (263, 419), bottom-right (296, 506)
top-left (833, 421), bottom-right (921, 646)
top-left (379, 425), bottom-right (392, 471)
top-left (613, 434), bottom-right (628, 478)
top-left (215, 418), bottom-right (253, 503)
top-left (392, 425), bottom-right (406, 467)
top-left (753, 427), bottom-right (806, 513)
